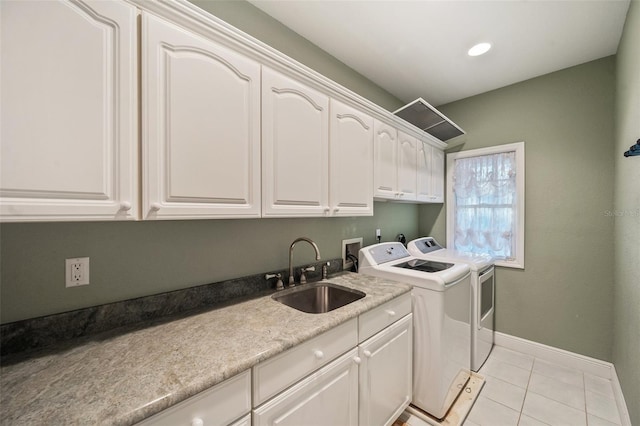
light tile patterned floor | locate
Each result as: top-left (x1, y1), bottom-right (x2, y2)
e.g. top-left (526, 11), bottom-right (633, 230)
top-left (465, 346), bottom-right (623, 426)
top-left (402, 345), bottom-right (624, 426)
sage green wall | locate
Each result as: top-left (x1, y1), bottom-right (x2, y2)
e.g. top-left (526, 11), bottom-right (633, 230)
top-left (424, 57), bottom-right (617, 361)
top-left (189, 0), bottom-right (404, 112)
top-left (0, 1), bottom-right (412, 324)
top-left (0, 203), bottom-right (418, 323)
top-left (612, 0), bottom-right (640, 423)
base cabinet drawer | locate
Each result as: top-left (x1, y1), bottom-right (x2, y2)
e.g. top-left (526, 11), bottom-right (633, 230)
top-left (253, 349), bottom-right (359, 426)
top-left (359, 292), bottom-right (411, 342)
top-left (252, 318), bottom-right (357, 406)
top-left (137, 370), bottom-right (251, 426)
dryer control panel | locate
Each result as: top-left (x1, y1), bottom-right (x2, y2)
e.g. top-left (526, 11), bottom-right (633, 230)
top-left (412, 237), bottom-right (444, 254)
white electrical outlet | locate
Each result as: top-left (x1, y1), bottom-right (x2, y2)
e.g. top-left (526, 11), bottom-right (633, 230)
top-left (66, 257), bottom-right (90, 287)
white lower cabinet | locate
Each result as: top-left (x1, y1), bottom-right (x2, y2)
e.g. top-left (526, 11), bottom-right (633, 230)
top-left (253, 293), bottom-right (412, 426)
top-left (359, 314), bottom-right (413, 426)
top-left (253, 348), bottom-right (360, 426)
top-left (139, 295), bottom-right (412, 426)
top-left (230, 414), bottom-right (251, 426)
top-left (137, 370), bottom-right (251, 426)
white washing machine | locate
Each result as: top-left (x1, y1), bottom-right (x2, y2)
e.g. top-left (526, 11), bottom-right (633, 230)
top-left (407, 237), bottom-right (495, 372)
top-left (359, 242), bottom-right (472, 420)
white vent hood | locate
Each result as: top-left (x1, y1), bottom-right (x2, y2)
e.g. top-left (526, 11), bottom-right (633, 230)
top-left (393, 98), bottom-right (465, 143)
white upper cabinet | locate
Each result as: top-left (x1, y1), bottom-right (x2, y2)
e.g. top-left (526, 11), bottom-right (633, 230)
top-left (397, 131), bottom-right (418, 201)
top-left (0, 0), bottom-right (138, 221)
top-left (431, 147), bottom-right (445, 202)
top-left (142, 13), bottom-right (261, 220)
top-left (1, 0), bottom-right (447, 223)
top-left (262, 67), bottom-right (330, 217)
top-left (373, 120), bottom-right (398, 200)
top-left (329, 99), bottom-right (374, 216)
top-left (417, 141), bottom-right (445, 203)
top-left (374, 123), bottom-right (419, 201)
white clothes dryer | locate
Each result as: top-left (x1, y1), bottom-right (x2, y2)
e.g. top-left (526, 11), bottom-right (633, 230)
top-left (407, 237), bottom-right (495, 372)
top-left (359, 242), bottom-right (472, 420)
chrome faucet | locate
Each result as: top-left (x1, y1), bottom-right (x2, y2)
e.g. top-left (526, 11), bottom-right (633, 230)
top-left (288, 237), bottom-right (321, 286)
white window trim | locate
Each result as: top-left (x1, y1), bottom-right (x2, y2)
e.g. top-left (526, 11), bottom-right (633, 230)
top-left (446, 142), bottom-right (525, 269)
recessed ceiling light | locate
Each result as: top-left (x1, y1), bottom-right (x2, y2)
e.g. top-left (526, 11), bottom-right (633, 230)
top-left (468, 42), bottom-right (492, 57)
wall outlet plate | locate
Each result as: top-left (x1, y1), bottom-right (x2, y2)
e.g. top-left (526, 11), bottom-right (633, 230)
top-left (342, 237), bottom-right (363, 270)
top-left (66, 257), bottom-right (90, 287)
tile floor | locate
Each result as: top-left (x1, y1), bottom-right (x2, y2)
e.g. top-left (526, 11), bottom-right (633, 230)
top-left (407, 345), bottom-right (624, 426)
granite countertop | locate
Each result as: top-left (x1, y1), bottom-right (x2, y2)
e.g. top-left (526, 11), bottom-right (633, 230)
top-left (0, 272), bottom-right (411, 425)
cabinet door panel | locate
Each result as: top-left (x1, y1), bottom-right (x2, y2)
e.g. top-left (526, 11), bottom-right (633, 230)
top-left (373, 120), bottom-right (398, 199)
top-left (262, 68), bottom-right (329, 217)
top-left (417, 142), bottom-right (445, 203)
top-left (1, 0), bottom-right (137, 221)
top-left (329, 99), bottom-right (373, 216)
top-left (254, 349), bottom-right (359, 426)
top-left (431, 148), bottom-right (445, 202)
top-left (397, 131), bottom-right (417, 201)
top-left (143, 13), bottom-right (261, 219)
top-left (359, 314), bottom-right (413, 426)
top-left (417, 141), bottom-right (432, 202)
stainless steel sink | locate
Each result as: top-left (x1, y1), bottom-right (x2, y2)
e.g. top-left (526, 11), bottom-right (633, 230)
top-left (272, 282), bottom-right (365, 314)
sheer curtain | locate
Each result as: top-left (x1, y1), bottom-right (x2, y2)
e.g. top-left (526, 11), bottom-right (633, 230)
top-left (452, 152), bottom-right (517, 259)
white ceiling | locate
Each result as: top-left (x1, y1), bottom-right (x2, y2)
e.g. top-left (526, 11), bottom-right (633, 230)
top-left (248, 0), bottom-right (630, 107)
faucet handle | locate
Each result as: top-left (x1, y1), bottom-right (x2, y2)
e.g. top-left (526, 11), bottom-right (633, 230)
top-left (299, 266), bottom-right (316, 284)
top-left (265, 273), bottom-right (284, 290)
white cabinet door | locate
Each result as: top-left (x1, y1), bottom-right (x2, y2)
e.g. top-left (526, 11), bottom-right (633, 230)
top-left (359, 314), bottom-right (413, 426)
top-left (230, 414), bottom-right (251, 426)
top-left (417, 141), bottom-right (444, 203)
top-left (373, 120), bottom-right (398, 200)
top-left (262, 67), bottom-right (329, 217)
top-left (0, 0), bottom-right (138, 221)
top-left (397, 131), bottom-right (417, 201)
top-left (253, 349), bottom-right (359, 426)
top-left (329, 99), bottom-right (374, 216)
top-left (142, 13), bottom-right (261, 220)
top-left (417, 141), bottom-right (433, 202)
top-left (431, 147), bottom-right (445, 202)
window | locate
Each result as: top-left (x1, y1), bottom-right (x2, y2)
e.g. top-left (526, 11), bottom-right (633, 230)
top-left (446, 142), bottom-right (525, 269)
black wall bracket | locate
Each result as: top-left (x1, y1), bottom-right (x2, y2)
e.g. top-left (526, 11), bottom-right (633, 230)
top-left (623, 139), bottom-right (640, 157)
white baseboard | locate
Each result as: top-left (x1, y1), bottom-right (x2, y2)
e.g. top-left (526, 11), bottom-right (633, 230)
top-left (494, 331), bottom-right (612, 378)
top-left (494, 331), bottom-right (631, 426)
top-left (611, 364), bottom-right (633, 426)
